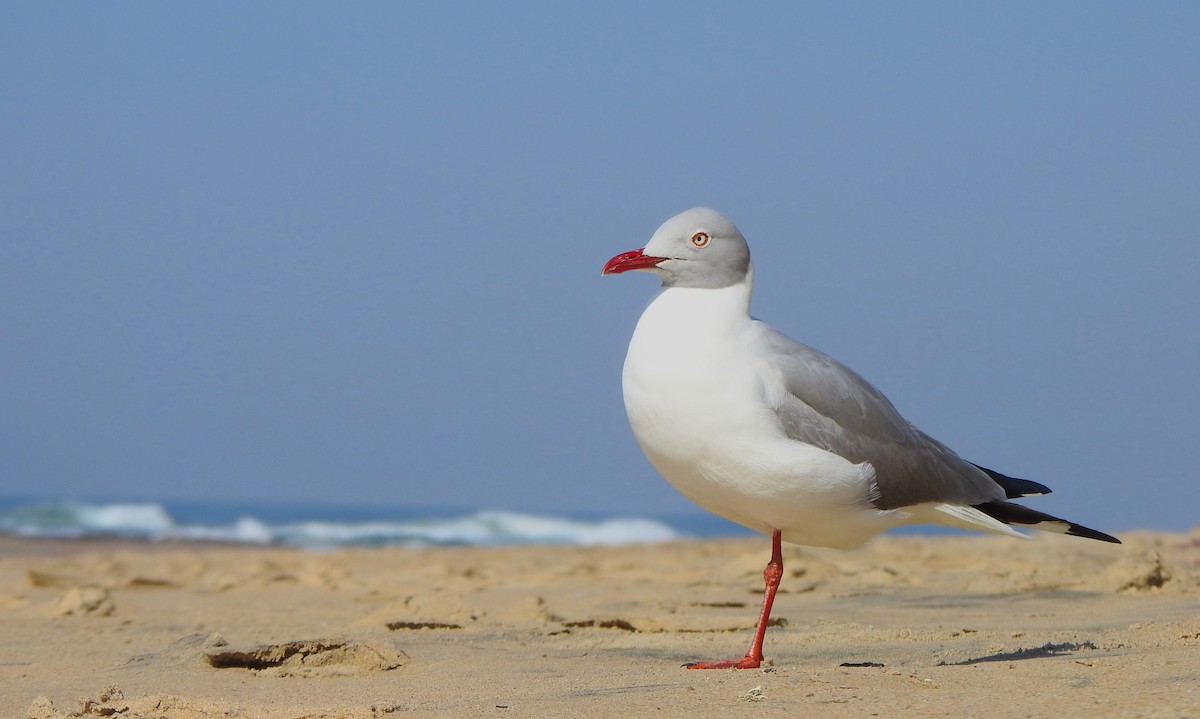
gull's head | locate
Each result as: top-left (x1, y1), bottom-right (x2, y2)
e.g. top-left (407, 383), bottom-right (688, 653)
top-left (602, 207), bottom-right (751, 289)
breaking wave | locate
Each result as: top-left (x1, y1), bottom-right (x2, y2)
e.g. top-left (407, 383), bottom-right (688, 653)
top-left (0, 501), bottom-right (682, 548)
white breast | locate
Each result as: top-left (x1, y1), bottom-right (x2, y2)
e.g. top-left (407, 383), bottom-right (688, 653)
top-left (620, 280), bottom-right (897, 548)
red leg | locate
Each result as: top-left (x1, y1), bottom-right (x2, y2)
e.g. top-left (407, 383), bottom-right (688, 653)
top-left (686, 529), bottom-right (784, 670)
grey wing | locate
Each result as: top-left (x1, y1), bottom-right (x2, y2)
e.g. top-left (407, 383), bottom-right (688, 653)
top-left (755, 323), bottom-right (1004, 509)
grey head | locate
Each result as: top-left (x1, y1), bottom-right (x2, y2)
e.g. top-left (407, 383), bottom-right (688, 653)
top-left (602, 207), bottom-right (752, 289)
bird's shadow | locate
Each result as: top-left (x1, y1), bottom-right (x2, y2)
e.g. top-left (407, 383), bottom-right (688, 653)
top-left (938, 640), bottom-right (1099, 666)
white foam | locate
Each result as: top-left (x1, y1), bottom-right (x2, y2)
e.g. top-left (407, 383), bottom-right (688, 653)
top-left (269, 511), bottom-right (680, 548)
top-left (74, 502), bottom-right (176, 535)
top-left (170, 516), bottom-right (274, 544)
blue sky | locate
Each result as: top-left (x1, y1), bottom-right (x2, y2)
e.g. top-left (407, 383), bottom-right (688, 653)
top-left (2, 3), bottom-right (1197, 531)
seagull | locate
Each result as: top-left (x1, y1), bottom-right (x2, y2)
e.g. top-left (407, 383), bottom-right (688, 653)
top-left (602, 207), bottom-right (1120, 670)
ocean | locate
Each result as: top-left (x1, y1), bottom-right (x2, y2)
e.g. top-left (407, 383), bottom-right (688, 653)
top-left (0, 497), bottom-right (753, 549)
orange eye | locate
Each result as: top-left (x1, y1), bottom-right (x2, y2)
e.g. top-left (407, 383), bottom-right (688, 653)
top-left (691, 232), bottom-right (710, 247)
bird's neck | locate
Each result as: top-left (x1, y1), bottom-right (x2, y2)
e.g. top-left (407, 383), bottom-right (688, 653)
top-left (648, 265), bottom-right (754, 332)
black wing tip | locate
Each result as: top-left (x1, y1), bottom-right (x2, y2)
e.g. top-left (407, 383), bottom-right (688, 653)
top-left (971, 464), bottom-right (1053, 499)
top-left (1065, 524), bottom-right (1122, 544)
top-left (974, 500), bottom-right (1121, 545)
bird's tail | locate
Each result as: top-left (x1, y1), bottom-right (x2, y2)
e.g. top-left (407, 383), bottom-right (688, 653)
top-left (972, 500), bottom-right (1121, 544)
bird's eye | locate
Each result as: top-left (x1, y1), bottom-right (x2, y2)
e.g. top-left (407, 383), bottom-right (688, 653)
top-left (691, 232), bottom-right (710, 247)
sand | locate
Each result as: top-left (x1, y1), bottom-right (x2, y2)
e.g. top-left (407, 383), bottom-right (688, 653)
top-left (1, 530), bottom-right (1197, 719)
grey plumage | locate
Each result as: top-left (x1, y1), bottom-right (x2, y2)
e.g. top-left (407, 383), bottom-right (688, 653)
top-left (641, 208), bottom-right (751, 290)
top-left (761, 324), bottom-right (1005, 509)
top-left (759, 320), bottom-right (1118, 543)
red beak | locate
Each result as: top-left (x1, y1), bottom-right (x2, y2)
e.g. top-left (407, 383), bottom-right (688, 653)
top-left (602, 248), bottom-right (667, 276)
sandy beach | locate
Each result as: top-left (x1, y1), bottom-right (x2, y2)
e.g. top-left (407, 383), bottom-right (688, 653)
top-left (1, 530), bottom-right (1197, 718)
